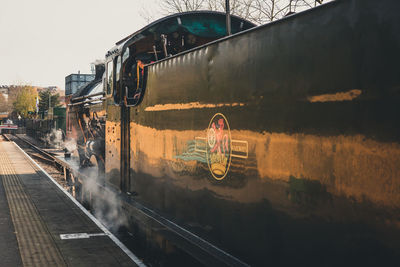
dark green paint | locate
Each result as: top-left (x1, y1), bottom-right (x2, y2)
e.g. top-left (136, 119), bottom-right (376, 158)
top-left (102, 0), bottom-right (400, 265)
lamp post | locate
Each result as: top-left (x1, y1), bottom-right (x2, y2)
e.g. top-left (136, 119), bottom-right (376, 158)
top-left (48, 91), bottom-right (52, 120)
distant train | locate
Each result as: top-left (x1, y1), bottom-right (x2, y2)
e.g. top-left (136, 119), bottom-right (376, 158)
top-left (67, 1), bottom-right (400, 265)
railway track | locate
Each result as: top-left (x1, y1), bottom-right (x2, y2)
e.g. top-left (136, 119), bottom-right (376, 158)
top-left (3, 133), bottom-right (71, 197)
top-left (2, 134), bottom-right (221, 266)
top-left (1, 133), bottom-right (146, 265)
top-left (2, 134), bottom-right (112, 210)
top-left (3, 133), bottom-right (57, 164)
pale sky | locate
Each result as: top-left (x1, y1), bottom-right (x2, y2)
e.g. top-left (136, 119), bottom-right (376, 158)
top-left (0, 0), bottom-right (161, 89)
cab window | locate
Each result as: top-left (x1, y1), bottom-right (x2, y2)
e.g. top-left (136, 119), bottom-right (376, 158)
top-left (106, 60), bottom-right (113, 95)
top-left (116, 56), bottom-right (121, 82)
top-left (122, 49), bottom-right (129, 63)
top-left (114, 56), bottom-right (121, 104)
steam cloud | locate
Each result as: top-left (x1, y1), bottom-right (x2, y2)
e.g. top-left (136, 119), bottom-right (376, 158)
top-left (83, 168), bottom-right (127, 232)
top-left (45, 128), bottom-right (64, 149)
top-left (47, 129), bottom-right (127, 232)
top-left (44, 128), bottom-right (77, 154)
top-left (64, 138), bottom-right (77, 153)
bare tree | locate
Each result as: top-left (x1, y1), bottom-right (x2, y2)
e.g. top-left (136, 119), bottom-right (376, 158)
top-left (145, 0), bottom-right (329, 25)
top-left (159, 0), bottom-right (207, 13)
top-left (247, 0), bottom-right (320, 24)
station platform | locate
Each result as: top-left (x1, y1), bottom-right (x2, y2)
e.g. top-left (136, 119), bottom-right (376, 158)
top-left (0, 139), bottom-right (143, 266)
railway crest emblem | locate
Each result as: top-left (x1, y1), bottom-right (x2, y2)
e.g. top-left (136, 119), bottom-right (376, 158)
top-left (206, 113), bottom-right (232, 180)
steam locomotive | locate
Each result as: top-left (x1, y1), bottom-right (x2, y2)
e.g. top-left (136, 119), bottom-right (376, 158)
top-left (67, 0), bottom-right (400, 265)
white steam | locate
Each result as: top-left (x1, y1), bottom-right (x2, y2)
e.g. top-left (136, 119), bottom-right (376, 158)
top-left (50, 130), bottom-right (126, 231)
top-left (45, 128), bottom-right (64, 149)
top-left (44, 128), bottom-right (78, 154)
top-left (64, 137), bottom-right (77, 152)
top-left (83, 168), bottom-right (127, 232)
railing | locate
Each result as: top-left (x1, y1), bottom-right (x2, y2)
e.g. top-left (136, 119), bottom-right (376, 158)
top-left (69, 92), bottom-right (106, 106)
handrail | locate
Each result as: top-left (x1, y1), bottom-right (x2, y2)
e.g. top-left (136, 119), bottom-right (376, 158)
top-left (68, 97), bottom-right (106, 106)
top-left (70, 92), bottom-right (105, 102)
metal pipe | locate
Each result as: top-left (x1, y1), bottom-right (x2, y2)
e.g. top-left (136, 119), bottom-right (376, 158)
top-left (161, 34), bottom-right (168, 57)
top-left (71, 92), bottom-right (105, 102)
top-left (68, 97), bottom-right (106, 106)
top-left (153, 45), bottom-right (158, 61)
top-left (226, 0), bottom-right (231, 36)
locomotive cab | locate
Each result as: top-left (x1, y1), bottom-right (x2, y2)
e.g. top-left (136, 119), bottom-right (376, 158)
top-left (102, 11), bottom-right (254, 192)
top-left (69, 12), bottom-right (254, 182)
top-left (105, 11), bottom-right (255, 107)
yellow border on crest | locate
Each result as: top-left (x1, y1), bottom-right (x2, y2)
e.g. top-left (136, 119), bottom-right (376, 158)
top-left (206, 113), bottom-right (232, 180)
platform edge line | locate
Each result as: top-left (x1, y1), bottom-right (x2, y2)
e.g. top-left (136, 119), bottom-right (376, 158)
top-left (12, 141), bottom-right (146, 267)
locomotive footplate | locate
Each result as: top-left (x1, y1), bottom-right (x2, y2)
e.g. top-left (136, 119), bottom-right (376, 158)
top-left (0, 140), bottom-right (143, 266)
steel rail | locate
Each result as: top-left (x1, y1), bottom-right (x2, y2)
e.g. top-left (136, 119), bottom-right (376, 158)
top-left (2, 134), bottom-right (11, 141)
top-left (9, 135), bottom-right (146, 267)
top-left (3, 134), bottom-right (247, 266)
top-left (9, 134), bottom-right (55, 162)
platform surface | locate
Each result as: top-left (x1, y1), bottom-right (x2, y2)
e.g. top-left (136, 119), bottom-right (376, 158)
top-left (0, 140), bottom-right (138, 267)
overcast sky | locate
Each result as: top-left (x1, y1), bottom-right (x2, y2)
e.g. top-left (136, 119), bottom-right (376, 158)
top-left (0, 0), bottom-right (161, 89)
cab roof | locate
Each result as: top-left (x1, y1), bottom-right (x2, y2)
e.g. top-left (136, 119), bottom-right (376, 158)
top-left (106, 11), bottom-right (255, 57)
